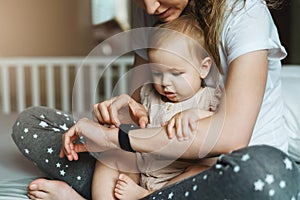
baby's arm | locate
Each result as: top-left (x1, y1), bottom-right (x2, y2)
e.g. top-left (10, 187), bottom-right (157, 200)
top-left (165, 109), bottom-right (213, 141)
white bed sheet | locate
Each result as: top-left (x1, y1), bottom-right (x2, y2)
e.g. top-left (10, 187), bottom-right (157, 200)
top-left (0, 178), bottom-right (35, 200)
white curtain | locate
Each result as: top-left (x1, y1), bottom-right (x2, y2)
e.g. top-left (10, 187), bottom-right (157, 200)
top-left (91, 0), bottom-right (130, 30)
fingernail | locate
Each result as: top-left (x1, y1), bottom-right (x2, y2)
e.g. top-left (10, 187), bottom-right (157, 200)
top-left (29, 184), bottom-right (37, 190)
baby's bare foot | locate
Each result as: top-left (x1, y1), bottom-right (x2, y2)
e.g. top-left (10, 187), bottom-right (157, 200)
top-left (27, 178), bottom-right (85, 200)
top-left (114, 174), bottom-right (150, 200)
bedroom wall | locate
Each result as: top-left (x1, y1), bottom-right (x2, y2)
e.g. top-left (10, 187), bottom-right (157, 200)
top-left (0, 0), bottom-right (100, 111)
top-left (268, 1), bottom-right (300, 65)
top-left (290, 0), bottom-right (300, 64)
top-left (0, 0), bottom-right (96, 57)
top-left (0, 0), bottom-right (297, 62)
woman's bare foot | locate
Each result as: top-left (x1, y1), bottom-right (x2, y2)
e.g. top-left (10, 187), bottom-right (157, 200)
top-left (114, 174), bottom-right (150, 200)
top-left (27, 178), bottom-right (85, 200)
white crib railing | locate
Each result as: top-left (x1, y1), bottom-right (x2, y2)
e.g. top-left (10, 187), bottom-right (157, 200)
top-left (0, 56), bottom-right (134, 114)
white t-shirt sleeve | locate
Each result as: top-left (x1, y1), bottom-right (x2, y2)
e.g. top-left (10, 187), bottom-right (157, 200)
top-left (223, 1), bottom-right (287, 64)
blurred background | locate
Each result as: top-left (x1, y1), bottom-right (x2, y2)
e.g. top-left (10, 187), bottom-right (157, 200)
top-left (0, 0), bottom-right (132, 113)
top-left (0, 0), bottom-right (298, 63)
top-left (0, 0), bottom-right (299, 113)
top-left (0, 0), bottom-right (131, 57)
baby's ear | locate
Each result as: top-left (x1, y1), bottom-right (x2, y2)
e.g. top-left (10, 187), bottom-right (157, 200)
top-left (199, 57), bottom-right (212, 79)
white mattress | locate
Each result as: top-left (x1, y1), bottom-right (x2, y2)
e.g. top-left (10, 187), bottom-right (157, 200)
top-left (0, 178), bottom-right (35, 200)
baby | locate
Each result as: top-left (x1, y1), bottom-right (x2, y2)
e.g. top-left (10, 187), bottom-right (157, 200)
top-left (114, 14), bottom-right (222, 200)
top-left (59, 13), bottom-right (222, 200)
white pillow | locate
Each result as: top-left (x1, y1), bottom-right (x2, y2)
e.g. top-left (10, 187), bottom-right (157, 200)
top-left (281, 65), bottom-right (300, 162)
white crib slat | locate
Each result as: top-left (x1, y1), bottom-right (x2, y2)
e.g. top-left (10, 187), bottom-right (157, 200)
top-left (31, 65), bottom-right (40, 106)
top-left (104, 67), bottom-right (112, 99)
top-left (61, 64), bottom-right (69, 112)
top-left (118, 63), bottom-right (127, 94)
top-left (75, 65), bottom-right (84, 112)
top-left (90, 63), bottom-right (98, 106)
top-left (46, 64), bottom-right (55, 108)
top-left (1, 66), bottom-right (11, 113)
top-left (0, 56), bottom-right (133, 114)
top-left (16, 65), bottom-right (25, 112)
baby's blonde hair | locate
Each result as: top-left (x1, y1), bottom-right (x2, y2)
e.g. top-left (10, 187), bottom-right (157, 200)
top-left (148, 14), bottom-right (210, 66)
top-left (156, 14), bottom-right (205, 48)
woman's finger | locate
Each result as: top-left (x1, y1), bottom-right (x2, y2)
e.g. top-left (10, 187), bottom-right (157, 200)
top-left (61, 125), bottom-right (79, 160)
top-left (129, 100), bottom-right (148, 127)
top-left (94, 96), bottom-right (118, 124)
top-left (138, 115), bottom-right (149, 128)
top-left (105, 94), bottom-right (131, 126)
top-left (70, 149), bottom-right (78, 161)
top-left (73, 142), bottom-right (87, 153)
top-left (63, 126), bottom-right (74, 154)
top-left (109, 107), bottom-right (121, 127)
top-left (59, 148), bottom-right (65, 158)
top-left (93, 103), bottom-right (103, 123)
top-left (134, 105), bottom-right (149, 128)
top-left (98, 100), bottom-right (113, 124)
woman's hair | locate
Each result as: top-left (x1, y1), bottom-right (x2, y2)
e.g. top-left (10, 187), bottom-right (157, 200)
top-left (186, 0), bottom-right (284, 73)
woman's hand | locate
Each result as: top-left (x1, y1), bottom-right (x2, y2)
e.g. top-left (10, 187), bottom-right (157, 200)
top-left (165, 109), bottom-right (213, 141)
top-left (59, 118), bottom-right (114, 161)
top-left (93, 94), bottom-right (149, 128)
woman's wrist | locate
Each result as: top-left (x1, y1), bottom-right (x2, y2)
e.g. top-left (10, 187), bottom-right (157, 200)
top-left (106, 127), bottom-right (120, 149)
top-left (103, 124), bottom-right (140, 152)
top-left (118, 124), bottom-right (140, 152)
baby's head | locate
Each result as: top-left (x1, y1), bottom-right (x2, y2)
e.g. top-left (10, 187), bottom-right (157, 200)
top-left (148, 14), bottom-right (212, 102)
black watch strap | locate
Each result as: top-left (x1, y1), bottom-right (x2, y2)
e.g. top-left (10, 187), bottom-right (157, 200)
top-left (118, 124), bottom-right (140, 153)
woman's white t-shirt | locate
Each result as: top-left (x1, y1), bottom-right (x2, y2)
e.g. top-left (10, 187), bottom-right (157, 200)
top-left (131, 0), bottom-right (288, 153)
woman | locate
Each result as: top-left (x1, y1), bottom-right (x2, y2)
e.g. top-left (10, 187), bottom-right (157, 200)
top-left (12, 0), bottom-right (300, 199)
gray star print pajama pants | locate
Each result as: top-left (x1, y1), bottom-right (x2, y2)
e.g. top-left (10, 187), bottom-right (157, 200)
top-left (12, 106), bottom-right (300, 200)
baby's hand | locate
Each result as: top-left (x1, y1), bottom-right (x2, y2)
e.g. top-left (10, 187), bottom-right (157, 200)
top-left (165, 109), bottom-right (213, 141)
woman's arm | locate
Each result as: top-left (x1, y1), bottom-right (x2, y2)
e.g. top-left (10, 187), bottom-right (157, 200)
top-left (126, 50), bottom-right (268, 158)
top-left (63, 50), bottom-right (268, 160)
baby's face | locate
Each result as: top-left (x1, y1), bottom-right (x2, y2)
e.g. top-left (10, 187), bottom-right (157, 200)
top-left (148, 49), bottom-right (202, 102)
top-left (133, 0), bottom-right (188, 22)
